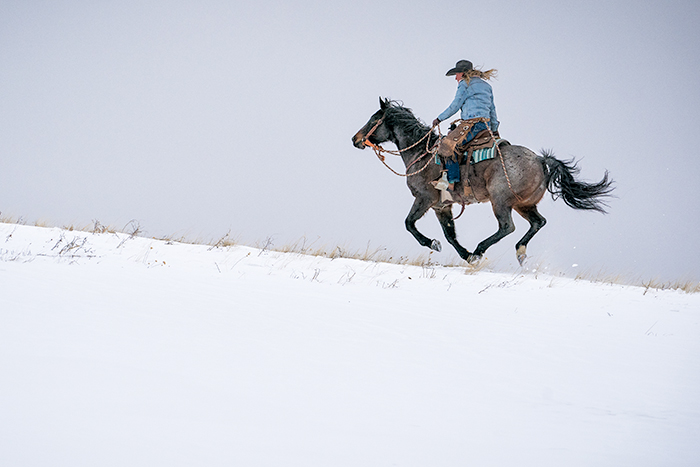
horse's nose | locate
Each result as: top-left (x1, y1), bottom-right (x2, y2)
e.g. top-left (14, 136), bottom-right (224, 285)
top-left (352, 132), bottom-right (366, 149)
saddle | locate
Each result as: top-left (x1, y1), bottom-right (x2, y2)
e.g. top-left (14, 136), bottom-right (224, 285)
top-left (437, 119), bottom-right (488, 159)
top-left (463, 130), bottom-right (496, 164)
top-left (437, 119), bottom-right (500, 163)
top-left (460, 135), bottom-right (512, 202)
top-left (435, 120), bottom-right (510, 204)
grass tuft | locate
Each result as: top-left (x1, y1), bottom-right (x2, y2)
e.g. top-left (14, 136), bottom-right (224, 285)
top-left (208, 230), bottom-right (238, 250)
top-left (642, 278), bottom-right (700, 295)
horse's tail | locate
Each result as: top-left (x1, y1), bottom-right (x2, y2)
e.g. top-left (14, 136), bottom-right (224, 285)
top-left (540, 150), bottom-right (614, 213)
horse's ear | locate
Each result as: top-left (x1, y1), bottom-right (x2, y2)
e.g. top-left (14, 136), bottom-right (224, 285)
top-left (379, 97), bottom-right (388, 110)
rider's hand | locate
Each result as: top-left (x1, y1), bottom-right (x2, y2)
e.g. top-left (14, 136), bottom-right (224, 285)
top-left (432, 118), bottom-right (440, 127)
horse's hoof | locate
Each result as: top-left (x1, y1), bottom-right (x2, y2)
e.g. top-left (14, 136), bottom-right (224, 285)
top-left (430, 239), bottom-right (442, 252)
top-left (467, 253), bottom-right (482, 264)
top-left (516, 246), bottom-right (527, 266)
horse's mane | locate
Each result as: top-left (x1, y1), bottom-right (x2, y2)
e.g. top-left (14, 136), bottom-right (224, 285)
top-left (383, 100), bottom-right (435, 143)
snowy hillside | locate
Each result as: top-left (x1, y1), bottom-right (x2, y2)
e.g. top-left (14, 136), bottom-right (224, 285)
top-left (1, 222), bottom-right (699, 467)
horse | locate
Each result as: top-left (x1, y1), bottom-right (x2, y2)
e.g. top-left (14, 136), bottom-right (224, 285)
top-left (352, 98), bottom-right (614, 265)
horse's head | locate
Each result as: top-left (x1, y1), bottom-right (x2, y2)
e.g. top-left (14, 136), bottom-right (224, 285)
top-left (352, 97), bottom-right (394, 149)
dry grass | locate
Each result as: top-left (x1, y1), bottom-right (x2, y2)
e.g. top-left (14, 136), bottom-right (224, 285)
top-left (207, 231), bottom-right (238, 250)
top-left (571, 266), bottom-right (700, 294)
top-left (641, 278), bottom-right (700, 295)
top-left (1, 213), bottom-right (697, 293)
top-left (59, 220), bottom-right (120, 234)
top-left (0, 213), bottom-right (26, 225)
top-left (574, 269), bottom-right (627, 287)
top-left (463, 258), bottom-right (491, 275)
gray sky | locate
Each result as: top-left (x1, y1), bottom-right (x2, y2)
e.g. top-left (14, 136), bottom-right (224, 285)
top-left (2, 0), bottom-right (699, 282)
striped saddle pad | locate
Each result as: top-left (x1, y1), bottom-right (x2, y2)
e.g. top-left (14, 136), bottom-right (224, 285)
top-left (471, 139), bottom-right (509, 164)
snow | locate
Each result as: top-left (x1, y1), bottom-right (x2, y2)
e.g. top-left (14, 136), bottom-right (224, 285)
top-left (1, 222), bottom-right (699, 466)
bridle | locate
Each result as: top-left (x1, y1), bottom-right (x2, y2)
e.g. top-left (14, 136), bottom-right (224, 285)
top-left (361, 114), bottom-right (441, 177)
top-left (361, 115), bottom-right (385, 150)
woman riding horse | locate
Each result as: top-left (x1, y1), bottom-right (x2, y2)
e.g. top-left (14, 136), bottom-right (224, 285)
top-left (432, 60), bottom-right (500, 192)
top-left (353, 98), bottom-right (614, 265)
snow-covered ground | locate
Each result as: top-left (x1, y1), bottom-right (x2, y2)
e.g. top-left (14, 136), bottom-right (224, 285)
top-left (1, 222), bottom-right (698, 467)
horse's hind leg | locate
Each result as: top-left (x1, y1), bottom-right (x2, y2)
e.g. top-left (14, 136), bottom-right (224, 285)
top-left (513, 205), bottom-right (547, 265)
top-left (434, 205), bottom-right (473, 261)
top-left (472, 202), bottom-right (515, 262)
top-left (405, 196), bottom-right (442, 251)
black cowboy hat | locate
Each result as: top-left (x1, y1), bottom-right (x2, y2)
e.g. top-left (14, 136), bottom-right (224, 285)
top-left (445, 60), bottom-right (473, 76)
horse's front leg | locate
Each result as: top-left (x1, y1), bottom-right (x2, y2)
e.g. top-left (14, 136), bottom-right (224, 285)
top-left (433, 206), bottom-right (475, 261)
top-left (405, 196), bottom-right (442, 252)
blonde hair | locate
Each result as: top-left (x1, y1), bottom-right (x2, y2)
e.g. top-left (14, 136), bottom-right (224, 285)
top-left (462, 68), bottom-right (498, 84)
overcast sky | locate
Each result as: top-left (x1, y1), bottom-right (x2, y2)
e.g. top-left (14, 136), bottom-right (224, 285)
top-left (2, 0), bottom-right (699, 282)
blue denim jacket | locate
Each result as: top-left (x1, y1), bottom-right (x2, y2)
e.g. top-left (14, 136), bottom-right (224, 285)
top-left (437, 77), bottom-right (499, 132)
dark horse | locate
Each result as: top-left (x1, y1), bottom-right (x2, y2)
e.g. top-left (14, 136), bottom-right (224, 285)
top-left (352, 98), bottom-right (614, 265)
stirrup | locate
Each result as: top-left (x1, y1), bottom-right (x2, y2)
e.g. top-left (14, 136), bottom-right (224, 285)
top-left (434, 172), bottom-right (449, 191)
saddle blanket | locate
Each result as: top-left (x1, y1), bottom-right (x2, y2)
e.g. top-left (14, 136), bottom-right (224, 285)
top-left (471, 139), bottom-right (509, 164)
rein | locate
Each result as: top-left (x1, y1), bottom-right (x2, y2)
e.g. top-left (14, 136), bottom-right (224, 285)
top-left (486, 127), bottom-right (523, 203)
